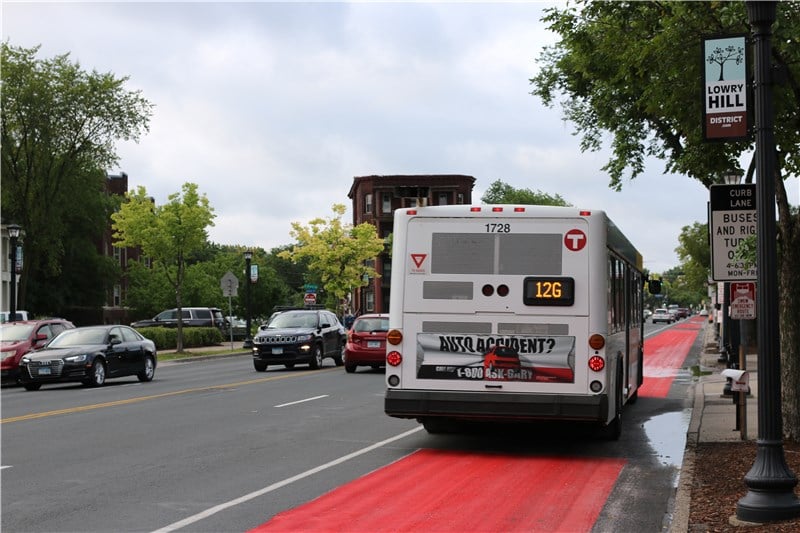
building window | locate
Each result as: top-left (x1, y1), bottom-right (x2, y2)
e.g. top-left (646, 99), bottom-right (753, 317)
top-left (457, 193), bottom-right (464, 204)
top-left (438, 192), bottom-right (449, 205)
top-left (366, 291), bottom-right (374, 312)
top-left (382, 259), bottom-right (391, 285)
top-left (113, 285), bottom-right (121, 306)
top-left (404, 198), bottom-right (417, 208)
top-left (113, 246), bottom-right (122, 265)
top-left (364, 193), bottom-right (373, 214)
top-left (382, 193), bottom-right (392, 214)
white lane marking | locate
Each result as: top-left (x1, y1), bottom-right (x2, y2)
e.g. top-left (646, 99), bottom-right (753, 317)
top-left (274, 394), bottom-right (328, 408)
top-left (151, 426), bottom-right (424, 533)
top-left (0, 466), bottom-right (12, 470)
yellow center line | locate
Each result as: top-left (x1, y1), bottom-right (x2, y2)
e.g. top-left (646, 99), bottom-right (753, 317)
top-left (1, 368), bottom-right (335, 424)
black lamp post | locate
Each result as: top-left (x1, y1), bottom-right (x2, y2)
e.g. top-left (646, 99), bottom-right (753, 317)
top-left (243, 250), bottom-right (253, 349)
top-left (736, 1), bottom-right (800, 523)
top-left (7, 224), bottom-right (21, 322)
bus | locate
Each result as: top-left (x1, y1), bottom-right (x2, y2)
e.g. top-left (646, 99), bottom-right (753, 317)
top-left (384, 204), bottom-right (655, 439)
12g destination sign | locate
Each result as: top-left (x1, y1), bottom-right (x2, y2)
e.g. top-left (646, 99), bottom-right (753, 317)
top-left (703, 35), bottom-right (748, 141)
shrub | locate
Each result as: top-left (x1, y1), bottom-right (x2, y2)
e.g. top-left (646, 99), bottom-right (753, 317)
top-left (134, 327), bottom-right (224, 350)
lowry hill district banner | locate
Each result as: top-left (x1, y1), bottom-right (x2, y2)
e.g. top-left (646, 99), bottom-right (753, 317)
top-left (703, 34), bottom-right (748, 141)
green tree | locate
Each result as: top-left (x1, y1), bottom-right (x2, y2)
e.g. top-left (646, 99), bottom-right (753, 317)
top-left (1, 43), bottom-right (152, 318)
top-left (531, 1), bottom-right (800, 439)
top-left (279, 204), bottom-right (386, 313)
top-left (481, 179), bottom-right (571, 206)
top-left (111, 183), bottom-right (215, 352)
top-left (675, 222), bottom-right (712, 308)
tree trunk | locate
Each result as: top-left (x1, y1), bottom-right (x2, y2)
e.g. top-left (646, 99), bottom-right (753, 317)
top-left (780, 210), bottom-right (800, 441)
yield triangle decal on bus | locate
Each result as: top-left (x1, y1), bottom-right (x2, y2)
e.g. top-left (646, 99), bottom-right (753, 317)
top-left (410, 253), bottom-right (427, 273)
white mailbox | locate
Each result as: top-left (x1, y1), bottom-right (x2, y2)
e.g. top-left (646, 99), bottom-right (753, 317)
top-left (722, 369), bottom-right (750, 392)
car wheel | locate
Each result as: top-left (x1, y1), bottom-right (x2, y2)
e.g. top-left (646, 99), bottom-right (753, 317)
top-left (254, 361), bottom-right (267, 372)
top-left (345, 364), bottom-right (357, 373)
top-left (23, 383), bottom-right (41, 391)
top-left (83, 359), bottom-right (106, 387)
top-left (137, 355), bottom-right (155, 382)
top-left (309, 345), bottom-right (323, 369)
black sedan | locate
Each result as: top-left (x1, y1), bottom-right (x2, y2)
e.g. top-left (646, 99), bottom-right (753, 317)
top-left (18, 325), bottom-right (157, 391)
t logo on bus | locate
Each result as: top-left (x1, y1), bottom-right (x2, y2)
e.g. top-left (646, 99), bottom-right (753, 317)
top-left (564, 229), bottom-right (587, 251)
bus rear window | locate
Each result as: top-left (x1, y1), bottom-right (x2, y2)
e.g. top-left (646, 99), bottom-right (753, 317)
top-left (431, 233), bottom-right (562, 275)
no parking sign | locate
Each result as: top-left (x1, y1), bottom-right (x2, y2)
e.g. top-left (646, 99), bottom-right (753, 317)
top-left (730, 282), bottom-right (756, 320)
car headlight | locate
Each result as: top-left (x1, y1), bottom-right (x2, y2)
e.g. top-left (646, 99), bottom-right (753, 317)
top-left (296, 334), bottom-right (312, 342)
top-left (64, 354), bottom-right (88, 363)
top-left (1, 350), bottom-right (17, 361)
top-left (21, 356), bottom-right (31, 364)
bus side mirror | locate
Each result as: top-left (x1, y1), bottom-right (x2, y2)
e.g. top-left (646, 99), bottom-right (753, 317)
top-left (648, 279), bottom-right (662, 294)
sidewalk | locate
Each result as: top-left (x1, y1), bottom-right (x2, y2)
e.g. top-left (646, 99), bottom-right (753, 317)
top-left (670, 319), bottom-right (759, 532)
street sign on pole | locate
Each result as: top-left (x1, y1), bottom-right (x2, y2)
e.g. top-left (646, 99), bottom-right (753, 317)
top-left (730, 282), bottom-right (756, 320)
top-left (710, 183), bottom-right (757, 281)
top-left (221, 271), bottom-right (239, 297)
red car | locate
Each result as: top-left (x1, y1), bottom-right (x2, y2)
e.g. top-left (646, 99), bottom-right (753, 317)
top-left (1, 319), bottom-right (75, 385)
top-left (343, 314), bottom-right (389, 373)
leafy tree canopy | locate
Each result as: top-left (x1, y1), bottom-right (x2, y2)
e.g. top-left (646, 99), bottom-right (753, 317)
top-left (481, 179), bottom-right (571, 206)
top-left (532, 1), bottom-right (799, 190)
top-left (111, 182), bottom-right (215, 351)
top-left (279, 204), bottom-right (386, 312)
top-left (1, 42), bottom-right (152, 315)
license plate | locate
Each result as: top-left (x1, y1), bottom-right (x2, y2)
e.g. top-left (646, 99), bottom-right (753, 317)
top-left (367, 341), bottom-right (381, 348)
top-left (39, 367), bottom-right (51, 375)
top-left (272, 347), bottom-right (283, 355)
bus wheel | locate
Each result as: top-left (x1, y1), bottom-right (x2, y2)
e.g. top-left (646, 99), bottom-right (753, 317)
top-left (600, 371), bottom-right (623, 440)
top-left (421, 417), bottom-right (455, 434)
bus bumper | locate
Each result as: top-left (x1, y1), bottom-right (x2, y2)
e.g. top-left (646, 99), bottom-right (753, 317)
top-left (385, 389), bottom-right (608, 423)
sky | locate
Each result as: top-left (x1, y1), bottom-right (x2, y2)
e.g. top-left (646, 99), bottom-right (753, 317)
top-left (4, 1), bottom-right (797, 274)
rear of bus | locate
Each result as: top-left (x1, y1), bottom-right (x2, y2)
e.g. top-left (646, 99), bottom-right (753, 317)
top-left (384, 205), bottom-right (627, 437)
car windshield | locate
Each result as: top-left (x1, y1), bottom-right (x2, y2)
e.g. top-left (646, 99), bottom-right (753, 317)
top-left (0, 324), bottom-right (35, 342)
top-left (267, 313), bottom-right (317, 329)
top-left (48, 328), bottom-right (108, 347)
top-left (353, 317), bottom-right (389, 333)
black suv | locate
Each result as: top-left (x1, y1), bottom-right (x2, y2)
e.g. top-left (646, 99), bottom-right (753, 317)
top-left (252, 309), bottom-right (346, 371)
top-left (131, 307), bottom-right (227, 333)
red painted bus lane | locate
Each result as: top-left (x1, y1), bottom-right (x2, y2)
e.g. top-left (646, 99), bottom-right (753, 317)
top-left (251, 449), bottom-right (624, 533)
top-left (638, 316), bottom-right (704, 398)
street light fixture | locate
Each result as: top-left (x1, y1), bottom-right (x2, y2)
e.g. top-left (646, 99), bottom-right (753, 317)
top-left (7, 224), bottom-right (22, 322)
top-left (243, 250), bottom-right (253, 349)
top-left (724, 169), bottom-right (743, 185)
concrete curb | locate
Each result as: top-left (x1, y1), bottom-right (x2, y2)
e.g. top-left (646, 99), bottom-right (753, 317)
top-left (670, 373), bottom-right (703, 533)
top-left (159, 350), bottom-right (250, 366)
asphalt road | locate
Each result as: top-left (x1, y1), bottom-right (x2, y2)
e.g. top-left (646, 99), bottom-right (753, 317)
top-left (1, 320), bottom-right (701, 533)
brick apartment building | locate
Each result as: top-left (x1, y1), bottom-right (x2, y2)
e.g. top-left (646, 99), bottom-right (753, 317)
top-left (347, 174), bottom-right (475, 314)
top-left (100, 172), bottom-right (144, 324)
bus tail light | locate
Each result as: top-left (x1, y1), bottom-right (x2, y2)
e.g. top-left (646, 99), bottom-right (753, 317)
top-left (588, 334), bottom-right (605, 350)
top-left (588, 355), bottom-right (605, 372)
top-left (387, 351), bottom-right (402, 366)
top-left (387, 329), bottom-right (403, 345)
